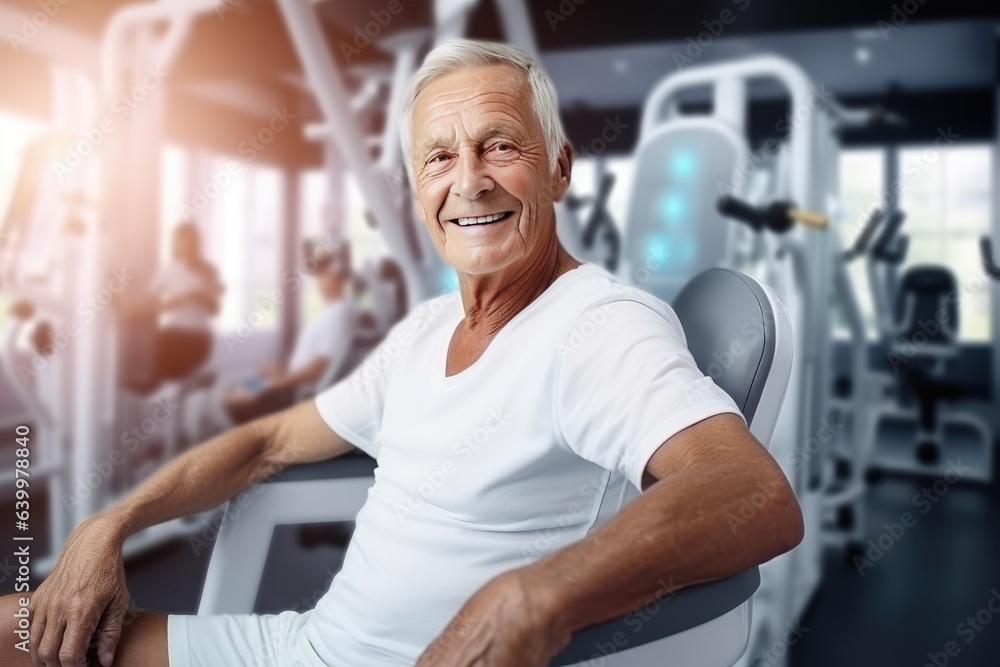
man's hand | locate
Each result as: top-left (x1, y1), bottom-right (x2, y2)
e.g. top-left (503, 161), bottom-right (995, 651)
top-left (416, 569), bottom-right (571, 667)
top-left (224, 387), bottom-right (260, 416)
top-left (29, 513), bottom-right (130, 667)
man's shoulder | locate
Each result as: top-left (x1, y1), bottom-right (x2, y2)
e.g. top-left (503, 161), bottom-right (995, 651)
top-left (560, 264), bottom-right (678, 327)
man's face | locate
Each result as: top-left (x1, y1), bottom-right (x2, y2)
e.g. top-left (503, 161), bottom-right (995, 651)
top-left (409, 64), bottom-right (570, 277)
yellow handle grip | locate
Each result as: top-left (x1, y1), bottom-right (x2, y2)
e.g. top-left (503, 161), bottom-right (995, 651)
top-left (788, 208), bottom-right (829, 230)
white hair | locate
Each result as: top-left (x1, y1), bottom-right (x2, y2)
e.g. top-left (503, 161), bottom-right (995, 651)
top-left (399, 39), bottom-right (567, 182)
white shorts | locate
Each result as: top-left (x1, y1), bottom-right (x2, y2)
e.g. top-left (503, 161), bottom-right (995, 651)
top-left (167, 610), bottom-right (328, 667)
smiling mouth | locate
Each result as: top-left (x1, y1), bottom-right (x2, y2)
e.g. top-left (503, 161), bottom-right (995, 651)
top-left (448, 211), bottom-right (514, 227)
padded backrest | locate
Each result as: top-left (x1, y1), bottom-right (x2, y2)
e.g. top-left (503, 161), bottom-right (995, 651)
top-left (591, 268), bottom-right (788, 526)
top-left (894, 266), bottom-right (958, 346)
top-left (672, 268), bottom-right (780, 426)
top-left (622, 120), bottom-right (746, 303)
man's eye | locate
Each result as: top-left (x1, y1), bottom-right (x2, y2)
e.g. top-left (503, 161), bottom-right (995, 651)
top-left (494, 143), bottom-right (512, 152)
top-left (429, 153), bottom-right (449, 164)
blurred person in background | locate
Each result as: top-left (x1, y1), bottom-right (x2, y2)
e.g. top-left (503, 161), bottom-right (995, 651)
top-left (151, 222), bottom-right (224, 381)
top-left (183, 241), bottom-right (356, 438)
top-left (120, 222), bottom-right (223, 393)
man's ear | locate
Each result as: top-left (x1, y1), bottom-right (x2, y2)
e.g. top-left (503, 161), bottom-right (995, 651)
top-left (551, 141), bottom-right (573, 203)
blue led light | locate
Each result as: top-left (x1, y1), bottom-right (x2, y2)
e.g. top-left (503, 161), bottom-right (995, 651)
top-left (658, 192), bottom-right (686, 224)
top-left (670, 150), bottom-right (696, 179)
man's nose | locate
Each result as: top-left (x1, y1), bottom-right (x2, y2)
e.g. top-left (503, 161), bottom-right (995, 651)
top-left (452, 151), bottom-right (494, 200)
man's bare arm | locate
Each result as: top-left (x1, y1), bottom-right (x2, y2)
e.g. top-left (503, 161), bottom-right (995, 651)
top-left (104, 400), bottom-right (353, 539)
top-left (534, 412), bottom-right (803, 640)
top-left (417, 413), bottom-right (803, 665)
top-left (29, 400), bottom-right (352, 667)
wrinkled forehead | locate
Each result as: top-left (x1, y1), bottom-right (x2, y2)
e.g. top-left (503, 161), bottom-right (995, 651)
top-left (410, 64), bottom-right (539, 144)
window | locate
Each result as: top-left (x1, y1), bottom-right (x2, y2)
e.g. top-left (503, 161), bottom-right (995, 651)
top-left (160, 144), bottom-right (191, 265)
top-left (344, 173), bottom-right (389, 268)
top-left (836, 149), bottom-right (886, 340)
top-left (0, 111), bottom-right (49, 222)
top-left (897, 145), bottom-right (992, 341)
top-left (188, 155), bottom-right (284, 332)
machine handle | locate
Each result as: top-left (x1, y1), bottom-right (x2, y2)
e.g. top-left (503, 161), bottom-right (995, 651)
top-left (787, 207), bottom-right (830, 230)
top-left (982, 236), bottom-right (1000, 280)
top-left (872, 210), bottom-right (907, 264)
top-left (581, 172), bottom-right (617, 248)
top-left (842, 209), bottom-right (884, 262)
top-left (716, 194), bottom-right (765, 232)
top-left (717, 195), bottom-right (828, 234)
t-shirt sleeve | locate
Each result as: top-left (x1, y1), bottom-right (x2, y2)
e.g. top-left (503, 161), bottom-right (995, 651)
top-left (313, 313), bottom-right (409, 460)
top-left (554, 298), bottom-right (745, 490)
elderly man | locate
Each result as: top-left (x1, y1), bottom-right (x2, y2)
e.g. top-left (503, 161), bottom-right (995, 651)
top-left (0, 40), bottom-right (802, 667)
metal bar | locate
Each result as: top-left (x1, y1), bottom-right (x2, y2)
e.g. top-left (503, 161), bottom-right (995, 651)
top-left (275, 0), bottom-right (434, 306)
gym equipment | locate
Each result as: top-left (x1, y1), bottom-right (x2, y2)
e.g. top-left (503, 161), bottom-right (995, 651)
top-left (199, 267), bottom-right (794, 667)
top-left (565, 171), bottom-right (621, 272)
top-left (862, 210), bottom-right (993, 482)
top-left (620, 54), bottom-right (896, 666)
top-left (0, 129), bottom-right (99, 573)
top-left (717, 195), bottom-right (829, 234)
top-left (982, 237), bottom-right (1000, 281)
top-left (1, 1), bottom-right (228, 575)
top-left (620, 57), bottom-right (824, 667)
top-left (719, 194), bottom-right (880, 555)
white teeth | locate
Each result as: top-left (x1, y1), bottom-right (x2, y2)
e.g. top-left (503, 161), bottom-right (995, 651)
top-left (456, 212), bottom-right (507, 226)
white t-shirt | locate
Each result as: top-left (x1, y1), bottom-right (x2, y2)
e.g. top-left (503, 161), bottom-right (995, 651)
top-left (304, 262), bottom-right (743, 665)
top-left (151, 261), bottom-right (217, 331)
top-left (288, 299), bottom-right (355, 384)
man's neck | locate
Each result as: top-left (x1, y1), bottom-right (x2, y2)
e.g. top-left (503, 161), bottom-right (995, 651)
top-left (458, 240), bottom-right (581, 337)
